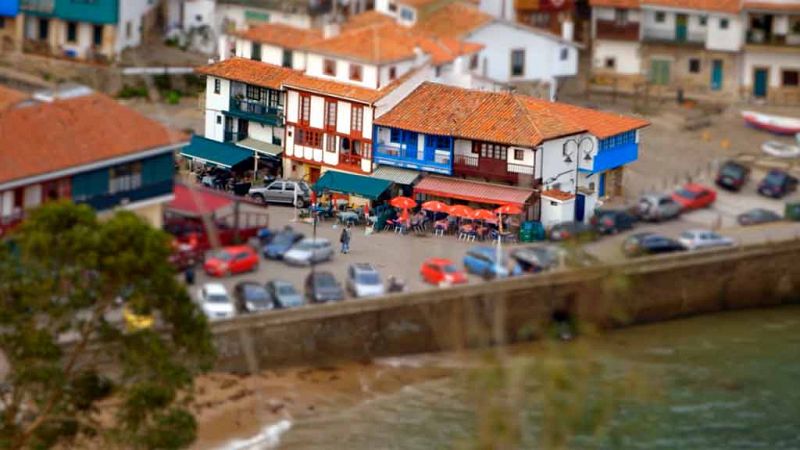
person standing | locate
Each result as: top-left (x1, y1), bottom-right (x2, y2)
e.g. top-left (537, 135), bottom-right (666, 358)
top-left (340, 224), bottom-right (351, 254)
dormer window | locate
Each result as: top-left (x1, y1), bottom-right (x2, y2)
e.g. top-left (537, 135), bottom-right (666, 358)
top-left (349, 64), bottom-right (363, 82)
top-left (400, 7), bottom-right (415, 22)
top-left (324, 59), bottom-right (336, 76)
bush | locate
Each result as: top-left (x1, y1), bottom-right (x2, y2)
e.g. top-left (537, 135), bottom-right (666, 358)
top-left (118, 85), bottom-right (149, 99)
top-left (165, 90), bottom-right (181, 105)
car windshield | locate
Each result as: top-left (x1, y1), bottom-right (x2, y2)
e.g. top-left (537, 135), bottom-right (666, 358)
top-left (721, 164), bottom-right (744, 178)
top-left (442, 264), bottom-right (459, 273)
top-left (273, 234), bottom-right (296, 245)
top-left (676, 189), bottom-right (700, 199)
top-left (278, 285), bottom-right (296, 296)
top-left (210, 251), bottom-right (231, 261)
top-left (765, 172), bottom-right (786, 185)
top-left (207, 293), bottom-right (228, 303)
top-left (357, 273), bottom-right (381, 285)
top-left (243, 286), bottom-right (268, 302)
top-left (680, 231), bottom-right (696, 239)
top-left (315, 275), bottom-right (337, 287)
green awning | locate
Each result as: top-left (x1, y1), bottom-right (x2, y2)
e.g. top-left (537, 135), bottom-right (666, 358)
top-left (180, 135), bottom-right (253, 169)
top-left (313, 170), bottom-right (392, 200)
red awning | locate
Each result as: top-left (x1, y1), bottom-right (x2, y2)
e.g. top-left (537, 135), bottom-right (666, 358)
top-left (168, 184), bottom-right (234, 217)
top-left (413, 176), bottom-right (534, 207)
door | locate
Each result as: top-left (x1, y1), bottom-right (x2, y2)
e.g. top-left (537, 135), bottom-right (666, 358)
top-left (753, 68), bottom-right (768, 98)
top-left (650, 60), bottom-right (670, 85)
top-left (576, 194), bottom-right (586, 222)
top-left (265, 181), bottom-right (284, 203)
top-left (403, 131), bottom-right (418, 159)
top-left (308, 167), bottom-right (321, 183)
top-left (675, 14), bottom-right (688, 42)
top-left (598, 173), bottom-right (606, 197)
top-left (711, 60), bottom-right (723, 91)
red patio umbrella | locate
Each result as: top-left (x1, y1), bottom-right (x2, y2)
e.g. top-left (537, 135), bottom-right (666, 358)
top-left (448, 204), bottom-right (475, 219)
top-left (422, 200), bottom-right (450, 213)
top-left (471, 209), bottom-right (496, 221)
top-left (390, 196), bottom-right (417, 209)
top-left (494, 204), bottom-right (523, 215)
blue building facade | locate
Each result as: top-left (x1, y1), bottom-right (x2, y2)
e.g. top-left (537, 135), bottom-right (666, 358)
top-left (591, 130), bottom-right (638, 174)
top-left (373, 126), bottom-right (453, 175)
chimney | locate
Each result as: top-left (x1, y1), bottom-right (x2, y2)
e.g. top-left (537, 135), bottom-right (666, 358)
top-left (323, 21), bottom-right (340, 39)
top-left (562, 19), bottom-right (574, 42)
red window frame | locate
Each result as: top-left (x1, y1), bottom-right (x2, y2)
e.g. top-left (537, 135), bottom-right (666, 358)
top-left (351, 105), bottom-right (363, 137)
top-left (325, 100), bottom-right (337, 131)
top-left (349, 63), bottom-right (363, 82)
top-left (299, 94), bottom-right (311, 125)
top-left (295, 128), bottom-right (322, 149)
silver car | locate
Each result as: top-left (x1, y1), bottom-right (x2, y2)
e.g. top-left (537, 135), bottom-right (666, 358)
top-left (283, 238), bottom-right (334, 266)
top-left (678, 229), bottom-right (734, 251)
top-left (249, 179), bottom-right (310, 207)
top-left (637, 194), bottom-right (682, 222)
top-left (346, 263), bottom-right (385, 298)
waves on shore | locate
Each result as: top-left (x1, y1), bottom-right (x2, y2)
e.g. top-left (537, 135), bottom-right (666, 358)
top-left (215, 420), bottom-right (292, 450)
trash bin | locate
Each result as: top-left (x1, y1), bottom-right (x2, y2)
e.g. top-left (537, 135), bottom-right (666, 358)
top-left (785, 202), bottom-right (800, 221)
top-left (519, 221), bottom-right (545, 242)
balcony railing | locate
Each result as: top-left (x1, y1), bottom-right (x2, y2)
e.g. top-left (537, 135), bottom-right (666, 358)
top-left (224, 130), bottom-right (247, 143)
top-left (746, 30), bottom-right (800, 46)
top-left (78, 179), bottom-right (174, 212)
top-left (642, 28), bottom-right (704, 44)
top-left (339, 153), bottom-right (363, 167)
top-left (454, 154), bottom-right (536, 184)
top-left (596, 20), bottom-right (640, 41)
top-left (228, 98), bottom-right (283, 125)
top-left (374, 143), bottom-right (451, 175)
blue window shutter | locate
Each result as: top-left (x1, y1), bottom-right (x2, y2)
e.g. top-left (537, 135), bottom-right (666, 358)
top-left (72, 169), bottom-right (109, 201)
top-left (142, 153), bottom-right (174, 185)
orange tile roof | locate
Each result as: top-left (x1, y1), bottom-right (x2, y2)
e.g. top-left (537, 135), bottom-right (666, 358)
top-left (0, 85), bottom-right (28, 111)
top-left (234, 23), bottom-right (322, 50)
top-left (541, 189), bottom-right (575, 201)
top-left (744, 0), bottom-right (800, 11)
top-left (375, 82), bottom-right (650, 146)
top-left (304, 23), bottom-right (423, 64)
top-left (0, 94), bottom-right (187, 185)
top-left (414, 2), bottom-right (494, 39)
top-left (397, 0), bottom-right (442, 6)
top-left (640, 0), bottom-right (741, 13)
top-left (416, 35), bottom-right (484, 65)
top-left (283, 66), bottom-right (418, 103)
top-left (590, 0), bottom-right (640, 8)
top-left (341, 10), bottom-right (395, 32)
top-left (196, 58), bottom-right (301, 90)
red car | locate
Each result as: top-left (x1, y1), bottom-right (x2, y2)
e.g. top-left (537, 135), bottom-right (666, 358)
top-left (203, 246), bottom-right (259, 277)
top-left (420, 258), bottom-right (468, 286)
top-left (671, 184), bottom-right (716, 211)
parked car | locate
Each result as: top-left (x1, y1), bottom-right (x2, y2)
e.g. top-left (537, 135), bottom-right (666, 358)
top-left (671, 184), bottom-right (717, 211)
top-left (203, 245), bottom-right (259, 277)
top-left (463, 246), bottom-right (522, 280)
top-left (233, 281), bottom-right (274, 314)
top-left (266, 280), bottom-right (304, 309)
top-left (715, 160), bottom-right (750, 191)
top-left (757, 169), bottom-right (798, 199)
top-left (737, 208), bottom-right (782, 226)
top-left (548, 221), bottom-right (595, 241)
top-left (590, 209), bottom-right (637, 235)
top-left (263, 228), bottom-right (304, 259)
top-left (622, 233), bottom-right (686, 257)
top-left (637, 194), bottom-right (683, 222)
top-left (284, 238), bottom-right (334, 266)
top-left (196, 283), bottom-right (235, 320)
top-left (249, 179), bottom-right (311, 207)
top-left (304, 271), bottom-right (345, 303)
top-left (420, 258), bottom-right (468, 286)
top-left (677, 229), bottom-right (735, 251)
top-left (346, 263), bottom-right (385, 298)
top-left (511, 245), bottom-right (560, 273)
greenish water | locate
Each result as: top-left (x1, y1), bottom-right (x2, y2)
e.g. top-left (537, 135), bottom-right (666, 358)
top-left (279, 307), bottom-right (800, 449)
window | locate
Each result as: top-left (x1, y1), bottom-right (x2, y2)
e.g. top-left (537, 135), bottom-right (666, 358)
top-left (324, 59), bottom-right (336, 76)
top-left (390, 128), bottom-right (401, 143)
top-left (300, 95), bottom-right (311, 123)
top-left (699, 15), bottom-right (708, 26)
top-left (469, 54), bottom-right (479, 70)
top-left (109, 162), bottom-right (142, 194)
top-left (388, 2), bottom-right (397, 12)
top-left (295, 129), bottom-right (322, 148)
top-left (530, 12), bottom-right (550, 27)
top-left (560, 48), bottom-right (569, 61)
top-left (326, 134), bottom-right (336, 152)
top-left (605, 57), bottom-right (616, 69)
top-left (614, 9), bottom-right (628, 25)
top-left (720, 18), bottom-right (729, 29)
top-left (195, 14), bottom-right (203, 23)
top-left (214, 78), bottom-right (221, 94)
top-left (510, 49), bottom-right (525, 77)
top-left (325, 101), bottom-right (337, 130)
top-left (655, 11), bottom-right (666, 23)
top-left (246, 84), bottom-right (261, 100)
top-left (478, 142), bottom-right (508, 160)
top-left (349, 63), bottom-right (363, 81)
top-left (599, 130), bottom-right (636, 151)
top-left (268, 89), bottom-right (282, 109)
top-left (282, 49), bottom-right (293, 68)
top-left (514, 149), bottom-right (525, 160)
top-left (38, 18), bottom-right (49, 40)
top-left (783, 70), bottom-right (799, 87)
top-left (351, 106), bottom-right (364, 133)
top-left (388, 66), bottom-right (397, 80)
top-left (216, 115), bottom-right (222, 124)
top-left (93, 24), bottom-right (103, 46)
top-left (400, 7), bottom-right (415, 21)
top-left (425, 135), bottom-right (450, 150)
top-left (251, 43), bottom-right (261, 61)
top-left (66, 21), bottom-right (78, 43)
top-left (125, 21), bottom-right (132, 39)
top-left (688, 58), bottom-right (701, 73)
top-left (0, 17), bottom-right (5, 29)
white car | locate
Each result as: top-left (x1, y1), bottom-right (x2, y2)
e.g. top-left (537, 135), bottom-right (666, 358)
top-left (346, 263), bottom-right (385, 298)
top-left (197, 283), bottom-right (235, 320)
top-left (678, 229), bottom-right (735, 251)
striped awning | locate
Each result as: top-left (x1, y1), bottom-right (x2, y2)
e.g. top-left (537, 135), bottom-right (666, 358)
top-left (413, 175), bottom-right (534, 207)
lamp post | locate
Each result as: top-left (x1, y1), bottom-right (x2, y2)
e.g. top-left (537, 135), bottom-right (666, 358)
top-left (560, 136), bottom-right (595, 222)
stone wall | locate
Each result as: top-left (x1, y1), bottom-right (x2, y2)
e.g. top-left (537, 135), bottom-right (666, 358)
top-left (211, 240), bottom-right (800, 373)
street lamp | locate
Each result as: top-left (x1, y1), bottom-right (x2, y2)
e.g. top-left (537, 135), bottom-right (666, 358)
top-left (561, 136), bottom-right (595, 221)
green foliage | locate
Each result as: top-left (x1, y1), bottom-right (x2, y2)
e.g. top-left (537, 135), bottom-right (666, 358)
top-left (165, 90), bottom-right (182, 105)
top-left (118, 85), bottom-right (149, 99)
top-left (0, 202), bottom-right (214, 450)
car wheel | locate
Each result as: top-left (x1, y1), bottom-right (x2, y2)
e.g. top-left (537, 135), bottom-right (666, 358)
top-left (294, 197), bottom-right (304, 208)
top-left (253, 193), bottom-right (266, 204)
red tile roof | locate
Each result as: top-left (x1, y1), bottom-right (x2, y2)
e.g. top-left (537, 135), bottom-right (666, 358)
top-left (376, 83), bottom-right (650, 146)
top-left (640, 0), bottom-right (741, 13)
top-left (195, 58), bottom-right (301, 90)
top-left (0, 85), bottom-right (28, 111)
top-left (342, 10), bottom-right (396, 32)
top-left (0, 93), bottom-right (187, 185)
top-left (416, 35), bottom-right (484, 65)
top-left (305, 23), bottom-right (423, 64)
top-left (234, 23), bottom-right (322, 50)
top-left (414, 175), bottom-right (535, 206)
top-left (541, 189), bottom-right (575, 201)
top-left (414, 2), bottom-right (494, 39)
top-left (283, 66), bottom-right (419, 103)
top-left (590, 0), bottom-right (640, 8)
top-left (743, 0), bottom-right (800, 11)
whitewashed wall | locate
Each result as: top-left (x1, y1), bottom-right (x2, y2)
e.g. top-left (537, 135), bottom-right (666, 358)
top-left (305, 53), bottom-right (380, 89)
top-left (593, 40), bottom-right (642, 75)
top-left (706, 15), bottom-right (743, 52)
top-left (117, 0), bottom-right (156, 53)
top-left (204, 77), bottom-right (230, 142)
top-left (742, 51), bottom-right (800, 87)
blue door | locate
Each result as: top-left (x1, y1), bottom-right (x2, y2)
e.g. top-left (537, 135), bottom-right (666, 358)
top-left (711, 60), bottom-right (723, 91)
top-left (599, 173), bottom-right (606, 197)
top-left (576, 194), bottom-right (586, 222)
top-left (675, 14), bottom-right (688, 42)
top-left (753, 68), bottom-right (768, 98)
top-left (403, 131), bottom-right (418, 159)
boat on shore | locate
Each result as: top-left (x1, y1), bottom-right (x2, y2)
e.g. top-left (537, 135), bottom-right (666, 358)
top-left (762, 140), bottom-right (800, 158)
top-left (742, 110), bottom-right (800, 135)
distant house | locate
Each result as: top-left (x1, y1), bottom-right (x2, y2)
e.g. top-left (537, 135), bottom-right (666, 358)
top-left (590, 0), bottom-right (643, 83)
top-left (374, 82), bottom-right (649, 225)
top-left (0, 86), bottom-right (186, 233)
top-left (215, 0), bottom-right (333, 35)
top-left (18, 0), bottom-right (158, 61)
top-left (0, 0), bottom-right (22, 52)
top-left (164, 0), bottom-right (217, 54)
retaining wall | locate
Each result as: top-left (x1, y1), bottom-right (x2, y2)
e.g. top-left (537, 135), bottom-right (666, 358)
top-left (211, 240), bottom-right (800, 373)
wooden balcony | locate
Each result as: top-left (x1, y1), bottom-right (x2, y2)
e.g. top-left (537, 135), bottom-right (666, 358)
top-left (596, 20), bottom-right (639, 41)
top-left (453, 154), bottom-right (536, 185)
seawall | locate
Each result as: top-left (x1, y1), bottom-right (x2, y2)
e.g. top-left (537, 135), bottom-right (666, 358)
top-left (211, 239), bottom-right (800, 373)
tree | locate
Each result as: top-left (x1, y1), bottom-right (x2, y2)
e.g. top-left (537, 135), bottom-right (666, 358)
top-left (0, 202), bottom-right (215, 449)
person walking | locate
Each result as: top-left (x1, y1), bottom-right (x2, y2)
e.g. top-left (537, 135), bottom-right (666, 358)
top-left (340, 224), bottom-right (351, 254)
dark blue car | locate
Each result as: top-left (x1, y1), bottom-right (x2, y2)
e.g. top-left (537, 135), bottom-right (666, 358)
top-left (263, 230), bottom-right (304, 259)
top-left (462, 246), bottom-right (522, 280)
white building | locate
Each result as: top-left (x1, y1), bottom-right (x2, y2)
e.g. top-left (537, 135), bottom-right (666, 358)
top-left (164, 0), bottom-right (217, 53)
top-left (590, 0), bottom-right (643, 77)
